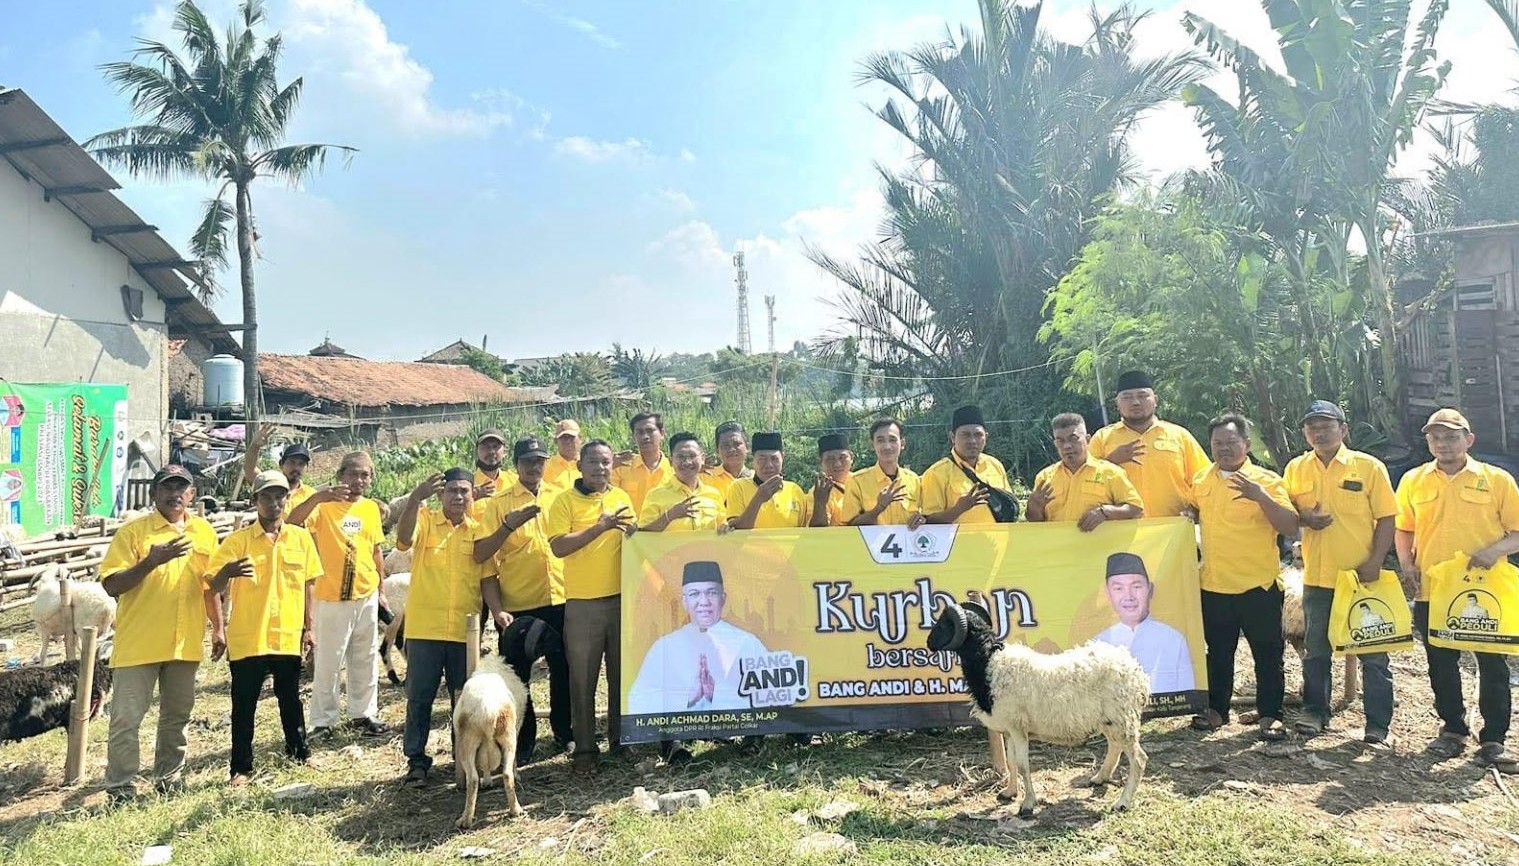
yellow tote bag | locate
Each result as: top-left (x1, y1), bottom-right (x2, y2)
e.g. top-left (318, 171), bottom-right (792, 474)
top-left (1425, 554), bottom-right (1519, 655)
top-left (1328, 569), bottom-right (1415, 655)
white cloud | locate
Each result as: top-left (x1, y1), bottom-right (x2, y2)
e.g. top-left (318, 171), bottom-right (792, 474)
top-left (554, 136), bottom-right (652, 163)
top-left (561, 15), bottom-right (621, 49)
top-left (647, 188), bottom-right (697, 213)
top-left (678, 148), bottom-right (697, 163)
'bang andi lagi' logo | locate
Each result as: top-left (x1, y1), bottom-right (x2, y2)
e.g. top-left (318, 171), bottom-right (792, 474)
top-left (736, 652), bottom-right (810, 708)
top-left (1346, 597), bottom-right (1398, 643)
top-left (1446, 588), bottom-right (1501, 633)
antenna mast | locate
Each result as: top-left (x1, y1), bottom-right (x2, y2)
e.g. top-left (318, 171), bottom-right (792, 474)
top-left (734, 252), bottom-right (753, 354)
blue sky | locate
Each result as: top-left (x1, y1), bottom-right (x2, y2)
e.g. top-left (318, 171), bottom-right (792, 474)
top-left (2, 0), bottom-right (1508, 363)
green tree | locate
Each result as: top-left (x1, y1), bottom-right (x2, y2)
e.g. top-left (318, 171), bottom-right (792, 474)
top-left (88, 0), bottom-right (355, 431)
top-left (455, 345), bottom-right (507, 381)
top-left (610, 344), bottom-right (670, 390)
top-left (519, 352), bottom-right (615, 398)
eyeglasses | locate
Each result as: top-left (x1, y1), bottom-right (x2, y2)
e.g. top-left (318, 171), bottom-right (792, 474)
top-left (682, 588), bottom-right (724, 602)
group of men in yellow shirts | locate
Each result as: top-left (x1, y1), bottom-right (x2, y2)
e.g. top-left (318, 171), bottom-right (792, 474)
top-left (91, 368), bottom-right (1519, 800)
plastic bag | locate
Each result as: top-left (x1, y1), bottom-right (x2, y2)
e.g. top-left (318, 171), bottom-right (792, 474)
top-left (1328, 569), bottom-right (1415, 655)
top-left (1424, 553), bottom-right (1519, 655)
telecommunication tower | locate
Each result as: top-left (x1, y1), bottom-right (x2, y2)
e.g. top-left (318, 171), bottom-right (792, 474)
top-left (734, 252), bottom-right (753, 354)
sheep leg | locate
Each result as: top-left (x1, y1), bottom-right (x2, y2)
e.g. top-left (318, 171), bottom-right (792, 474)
top-left (456, 732), bottom-right (481, 830)
top-left (498, 714), bottom-right (522, 817)
top-left (1081, 736), bottom-right (1122, 787)
top-left (34, 629), bottom-right (49, 665)
top-left (1008, 730), bottom-right (1036, 818)
top-left (1334, 656), bottom-right (1360, 711)
top-left (988, 730), bottom-right (1008, 774)
top-left (993, 731), bottom-right (1018, 803)
top-left (1113, 738), bottom-right (1145, 812)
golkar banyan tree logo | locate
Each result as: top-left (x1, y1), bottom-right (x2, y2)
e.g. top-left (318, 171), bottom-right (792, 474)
top-left (1347, 597), bottom-right (1398, 643)
top-left (1446, 588), bottom-right (1502, 634)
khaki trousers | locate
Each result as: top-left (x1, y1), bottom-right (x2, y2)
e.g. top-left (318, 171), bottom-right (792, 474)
top-left (105, 660), bottom-right (199, 792)
top-left (565, 595), bottom-right (621, 756)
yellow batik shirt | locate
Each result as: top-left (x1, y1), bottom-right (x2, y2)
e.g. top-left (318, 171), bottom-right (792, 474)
top-left (207, 522), bottom-right (322, 661)
top-left (98, 511), bottom-right (218, 668)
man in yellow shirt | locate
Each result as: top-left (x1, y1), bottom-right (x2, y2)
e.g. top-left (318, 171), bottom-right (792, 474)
top-left (1283, 401), bottom-right (1397, 743)
top-left (1185, 413), bottom-right (1299, 740)
top-left (394, 467), bottom-right (499, 787)
top-left (1090, 370), bottom-right (1210, 518)
top-left (548, 439), bottom-right (637, 774)
top-left (204, 470), bottom-right (322, 786)
top-left (920, 405), bottom-right (1016, 524)
top-left (637, 432), bottom-right (725, 764)
top-left (472, 428), bottom-right (517, 509)
top-left (474, 436), bottom-right (573, 764)
top-left (545, 419), bottom-right (583, 490)
top-left (1027, 413), bottom-right (1143, 530)
top-left (289, 452), bottom-right (390, 738)
top-left (1395, 408), bottom-right (1519, 772)
top-left (808, 433), bottom-right (853, 527)
top-left (99, 464), bottom-right (219, 802)
top-left (703, 420), bottom-right (754, 498)
top-left (612, 412), bottom-right (672, 512)
top-left (726, 432), bottom-right (812, 530)
top-left (844, 418), bottom-right (923, 527)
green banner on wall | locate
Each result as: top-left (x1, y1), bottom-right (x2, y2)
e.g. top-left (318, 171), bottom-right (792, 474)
top-left (1, 383), bottom-right (129, 535)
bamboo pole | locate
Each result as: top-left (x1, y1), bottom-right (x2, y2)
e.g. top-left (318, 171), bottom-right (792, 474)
top-left (60, 577), bottom-right (78, 662)
top-left (465, 613), bottom-right (480, 678)
top-left (64, 626), bottom-right (98, 786)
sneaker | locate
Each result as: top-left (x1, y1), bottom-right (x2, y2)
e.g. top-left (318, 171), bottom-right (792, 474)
top-left (229, 774), bottom-right (252, 788)
top-left (349, 718), bottom-right (390, 737)
top-left (1294, 716), bottom-right (1327, 737)
top-left (401, 766), bottom-right (428, 788)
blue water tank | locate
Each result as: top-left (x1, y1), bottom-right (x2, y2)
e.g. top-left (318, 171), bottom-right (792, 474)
top-left (202, 354), bottom-right (245, 408)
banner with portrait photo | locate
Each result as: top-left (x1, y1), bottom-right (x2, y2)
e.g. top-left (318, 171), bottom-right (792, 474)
top-left (0, 383), bottom-right (129, 536)
top-left (618, 517), bottom-right (1207, 744)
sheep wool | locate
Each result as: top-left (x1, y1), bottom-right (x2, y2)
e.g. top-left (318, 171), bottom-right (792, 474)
top-left (452, 653), bottom-right (528, 829)
top-left (379, 573), bottom-right (411, 687)
top-left (31, 565), bottom-right (117, 665)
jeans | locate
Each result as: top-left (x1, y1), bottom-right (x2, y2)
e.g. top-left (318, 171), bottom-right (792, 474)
top-left (402, 638), bottom-right (468, 770)
top-left (1301, 586), bottom-right (1393, 732)
top-left (1202, 585), bottom-right (1285, 720)
top-left (502, 602), bottom-right (572, 761)
top-left (1415, 601), bottom-right (1512, 744)
top-left (229, 654), bottom-right (308, 776)
top-left (105, 660), bottom-right (198, 792)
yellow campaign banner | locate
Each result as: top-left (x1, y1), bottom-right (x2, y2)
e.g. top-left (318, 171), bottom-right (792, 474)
top-left (619, 517), bottom-right (1207, 744)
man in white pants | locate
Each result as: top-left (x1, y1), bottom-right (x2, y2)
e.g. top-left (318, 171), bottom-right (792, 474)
top-left (289, 451), bottom-right (390, 737)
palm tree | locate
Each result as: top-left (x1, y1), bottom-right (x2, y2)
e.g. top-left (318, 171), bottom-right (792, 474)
top-left (87, 0), bottom-right (355, 430)
top-left (610, 344), bottom-right (670, 390)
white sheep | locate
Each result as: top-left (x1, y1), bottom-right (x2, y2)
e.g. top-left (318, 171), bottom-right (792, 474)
top-left (1279, 565), bottom-right (1359, 711)
top-left (927, 597), bottom-right (1149, 816)
top-left (379, 572), bottom-right (411, 686)
top-left (31, 565), bottom-right (117, 665)
top-left (452, 653), bottom-right (528, 829)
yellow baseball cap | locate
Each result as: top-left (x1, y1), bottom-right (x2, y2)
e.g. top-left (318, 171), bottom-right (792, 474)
top-left (554, 419), bottom-right (581, 439)
top-left (1421, 408), bottom-right (1471, 433)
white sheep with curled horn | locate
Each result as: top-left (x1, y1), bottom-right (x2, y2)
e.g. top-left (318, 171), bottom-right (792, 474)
top-left (926, 594), bottom-right (1150, 816)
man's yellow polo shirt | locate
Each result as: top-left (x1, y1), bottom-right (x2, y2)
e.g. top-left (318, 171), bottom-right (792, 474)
top-left (1031, 456), bottom-right (1142, 522)
top-left (207, 522), bottom-right (322, 661)
top-left (476, 482), bottom-right (565, 610)
top-left (543, 454), bottom-right (580, 491)
top-left (306, 498), bottom-right (385, 602)
top-left (1284, 446), bottom-right (1397, 588)
top-left (639, 476), bottom-right (725, 531)
top-left (703, 465), bottom-right (752, 500)
top-left (1090, 419), bottom-right (1209, 518)
top-left (612, 454), bottom-right (672, 513)
top-left (399, 507), bottom-right (490, 642)
top-left (725, 476), bottom-right (811, 529)
top-left (1395, 458), bottom-right (1519, 600)
top-left (1188, 460), bottom-right (1293, 594)
top-left (920, 453), bottom-right (1012, 525)
top-left (98, 510), bottom-right (218, 668)
top-left (546, 482), bottom-right (636, 600)
top-left (283, 482), bottom-right (315, 519)
top-left (842, 465), bottom-right (921, 525)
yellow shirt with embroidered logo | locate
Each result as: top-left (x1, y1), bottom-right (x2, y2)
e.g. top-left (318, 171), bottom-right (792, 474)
top-left (639, 476), bottom-right (725, 531)
top-left (703, 465), bottom-right (752, 500)
top-left (476, 482), bottom-right (565, 610)
top-left (1284, 447), bottom-right (1397, 588)
top-left (1031, 457), bottom-right (1142, 523)
top-left (546, 483), bottom-right (637, 600)
top-left (1395, 458), bottom-right (1519, 600)
top-left (399, 507), bottom-right (491, 642)
top-left (98, 511), bottom-right (218, 668)
top-left (919, 453), bottom-right (1012, 525)
top-left (207, 522), bottom-right (322, 661)
top-left (1187, 460), bottom-right (1293, 594)
top-left (306, 498), bottom-right (385, 602)
top-left (725, 476), bottom-right (811, 529)
top-left (1089, 419), bottom-right (1210, 518)
top-left (842, 465), bottom-right (921, 525)
top-left (612, 455), bottom-right (672, 513)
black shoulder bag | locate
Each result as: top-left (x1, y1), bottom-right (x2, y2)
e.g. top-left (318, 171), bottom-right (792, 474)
top-left (956, 461), bottom-right (1020, 523)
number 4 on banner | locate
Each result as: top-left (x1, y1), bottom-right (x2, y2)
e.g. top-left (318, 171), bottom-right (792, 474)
top-left (856, 525), bottom-right (958, 565)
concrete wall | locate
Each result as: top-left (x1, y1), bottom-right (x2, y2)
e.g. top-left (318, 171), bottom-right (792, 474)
top-left (0, 159), bottom-right (168, 443)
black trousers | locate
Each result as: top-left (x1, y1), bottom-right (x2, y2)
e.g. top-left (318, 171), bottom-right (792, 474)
top-left (502, 602), bottom-right (572, 761)
top-left (229, 654), bottom-right (308, 777)
top-left (1415, 601), bottom-right (1512, 743)
top-left (1202, 585), bottom-right (1285, 720)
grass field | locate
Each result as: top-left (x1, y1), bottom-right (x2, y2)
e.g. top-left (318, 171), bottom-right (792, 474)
top-left (1, 605), bottom-right (1516, 866)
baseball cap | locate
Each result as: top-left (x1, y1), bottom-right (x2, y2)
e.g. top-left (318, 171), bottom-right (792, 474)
top-left (1421, 408), bottom-right (1471, 433)
top-left (279, 442), bottom-right (312, 462)
top-left (477, 428), bottom-right (507, 445)
top-left (151, 464), bottom-right (194, 487)
top-left (553, 419), bottom-right (581, 439)
top-left (1300, 400), bottom-right (1346, 424)
top-left (251, 469), bottom-right (291, 495)
top-left (514, 436), bottom-right (550, 461)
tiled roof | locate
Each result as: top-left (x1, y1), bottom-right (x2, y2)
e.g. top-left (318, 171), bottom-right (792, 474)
top-left (258, 353), bottom-right (542, 408)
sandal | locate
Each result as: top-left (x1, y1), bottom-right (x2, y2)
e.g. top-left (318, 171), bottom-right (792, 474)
top-left (1258, 717), bottom-right (1287, 741)
top-left (1190, 709), bottom-right (1224, 732)
top-left (1293, 716), bottom-right (1326, 737)
top-left (1477, 742), bottom-right (1519, 774)
top-left (1425, 732), bottom-right (1466, 759)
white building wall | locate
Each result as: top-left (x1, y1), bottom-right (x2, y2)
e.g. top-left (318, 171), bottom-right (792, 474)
top-left (0, 159), bottom-right (167, 442)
